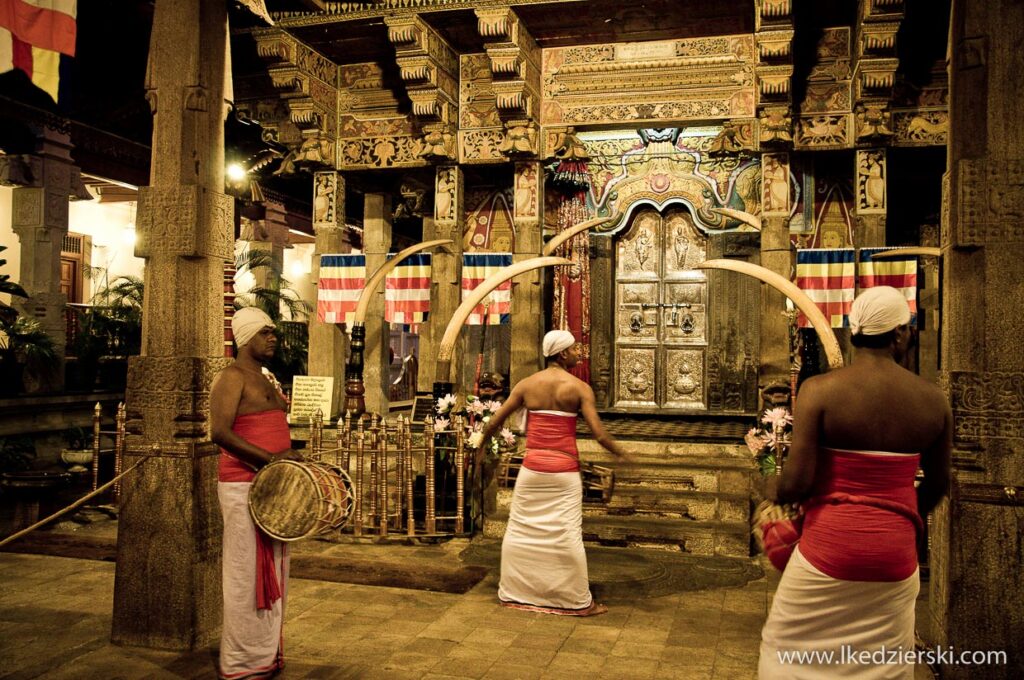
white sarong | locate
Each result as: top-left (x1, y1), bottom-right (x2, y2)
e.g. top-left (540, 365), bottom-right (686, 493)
top-left (759, 545), bottom-right (919, 679)
top-left (498, 467), bottom-right (593, 611)
top-left (218, 482), bottom-right (288, 679)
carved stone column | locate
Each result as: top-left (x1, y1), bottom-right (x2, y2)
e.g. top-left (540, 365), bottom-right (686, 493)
top-left (928, 1), bottom-right (1024, 674)
top-left (429, 165), bottom-right (464, 390)
top-left (9, 130), bottom-right (85, 392)
top-left (363, 192), bottom-right (392, 415)
top-left (510, 161), bottom-right (544, 385)
top-left (309, 171), bottom-right (349, 416)
top-left (854, 148), bottom-right (887, 247)
top-left (112, 0), bottom-right (232, 650)
top-left (416, 214), bottom-right (438, 388)
top-left (759, 152), bottom-right (793, 389)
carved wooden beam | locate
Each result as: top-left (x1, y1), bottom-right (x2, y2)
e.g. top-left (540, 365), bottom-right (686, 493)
top-left (853, 0), bottom-right (904, 141)
top-left (384, 15), bottom-right (460, 161)
top-left (475, 7), bottom-right (541, 157)
top-left (754, 1), bottom-right (794, 147)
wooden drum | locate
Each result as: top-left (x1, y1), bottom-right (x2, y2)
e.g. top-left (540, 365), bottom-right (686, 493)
top-left (248, 460), bottom-right (354, 542)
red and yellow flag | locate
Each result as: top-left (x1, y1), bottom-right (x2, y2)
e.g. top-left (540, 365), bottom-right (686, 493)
top-left (0, 0), bottom-right (77, 102)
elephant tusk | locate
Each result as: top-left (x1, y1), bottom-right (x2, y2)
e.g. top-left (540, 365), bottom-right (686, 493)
top-left (696, 259), bottom-right (844, 370)
top-left (353, 239), bottom-right (453, 324)
top-left (436, 256), bottom-right (573, 382)
top-left (866, 247), bottom-right (941, 259)
top-left (542, 213), bottom-right (621, 256)
top-left (710, 207), bottom-right (762, 231)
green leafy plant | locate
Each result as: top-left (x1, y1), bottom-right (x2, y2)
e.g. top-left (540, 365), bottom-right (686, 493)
top-left (0, 316), bottom-right (58, 364)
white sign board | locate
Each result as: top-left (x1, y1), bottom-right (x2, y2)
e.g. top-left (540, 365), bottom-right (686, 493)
top-left (289, 376), bottom-right (334, 424)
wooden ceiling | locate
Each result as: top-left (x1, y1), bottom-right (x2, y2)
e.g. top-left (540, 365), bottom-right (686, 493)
top-left (280, 0), bottom-right (759, 66)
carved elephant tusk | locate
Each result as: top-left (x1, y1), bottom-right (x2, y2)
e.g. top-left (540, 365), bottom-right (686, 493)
top-left (709, 207), bottom-right (762, 231)
top-left (866, 247), bottom-right (941, 259)
top-left (542, 213), bottom-right (621, 256)
top-left (696, 259), bottom-right (844, 370)
top-left (353, 239), bottom-right (454, 324)
top-left (436, 256), bottom-right (573, 383)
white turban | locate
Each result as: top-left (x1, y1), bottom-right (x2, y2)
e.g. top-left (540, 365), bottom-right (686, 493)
top-left (849, 286), bottom-right (911, 336)
top-left (232, 307), bottom-right (274, 348)
top-left (543, 329), bottom-right (576, 357)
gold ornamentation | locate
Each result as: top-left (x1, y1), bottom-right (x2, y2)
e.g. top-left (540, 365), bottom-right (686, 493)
top-left (459, 129), bottom-right (505, 162)
top-left (708, 120), bottom-right (755, 154)
top-left (761, 153), bottom-right (791, 216)
top-left (497, 122), bottom-right (538, 156)
top-left (419, 126), bottom-right (457, 161)
top-left (435, 166), bottom-right (460, 225)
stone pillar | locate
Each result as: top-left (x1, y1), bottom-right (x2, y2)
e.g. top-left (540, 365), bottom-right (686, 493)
top-left (248, 198), bottom-right (289, 294)
top-left (309, 171), bottom-right (349, 417)
top-left (854, 148), bottom-right (887, 247)
top-left (363, 193), bottom-right (392, 416)
top-left (112, 0), bottom-right (232, 650)
top-left (429, 165), bottom-right (464, 389)
top-left (510, 161), bottom-right (544, 385)
top-left (9, 130), bottom-right (84, 392)
top-left (759, 152), bottom-right (793, 389)
top-left (928, 1), bottom-right (1024, 675)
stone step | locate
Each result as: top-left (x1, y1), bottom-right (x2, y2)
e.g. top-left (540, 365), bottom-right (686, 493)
top-left (582, 514), bottom-right (750, 558)
top-left (605, 484), bottom-right (750, 523)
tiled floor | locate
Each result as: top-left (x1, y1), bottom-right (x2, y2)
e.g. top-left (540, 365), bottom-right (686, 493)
top-left (0, 535), bottom-right (939, 679)
top-left (0, 542), bottom-right (769, 680)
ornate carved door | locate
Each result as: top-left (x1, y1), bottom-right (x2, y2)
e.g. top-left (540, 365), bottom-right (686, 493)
top-left (614, 206), bottom-right (708, 410)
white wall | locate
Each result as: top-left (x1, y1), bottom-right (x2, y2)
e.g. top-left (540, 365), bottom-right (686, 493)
top-left (67, 198), bottom-right (145, 300)
top-left (0, 186), bottom-right (19, 308)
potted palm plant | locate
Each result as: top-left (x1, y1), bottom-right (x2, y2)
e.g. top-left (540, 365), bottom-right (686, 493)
top-left (0, 315), bottom-right (58, 396)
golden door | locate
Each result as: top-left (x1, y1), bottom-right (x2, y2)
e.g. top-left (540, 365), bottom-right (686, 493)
top-left (613, 206), bottom-right (708, 410)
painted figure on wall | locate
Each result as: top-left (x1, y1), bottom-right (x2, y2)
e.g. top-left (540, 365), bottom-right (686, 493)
top-left (762, 154), bottom-right (790, 215)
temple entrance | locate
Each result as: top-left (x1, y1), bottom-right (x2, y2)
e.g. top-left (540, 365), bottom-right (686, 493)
top-left (614, 206), bottom-right (709, 410)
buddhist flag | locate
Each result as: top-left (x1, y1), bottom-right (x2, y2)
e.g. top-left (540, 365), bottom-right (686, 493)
top-left (462, 253), bottom-right (512, 325)
top-left (858, 248), bottom-right (918, 326)
top-left (385, 252), bottom-right (431, 332)
top-left (0, 0), bottom-right (77, 102)
top-left (795, 248), bottom-right (856, 328)
top-left (317, 254), bottom-right (364, 326)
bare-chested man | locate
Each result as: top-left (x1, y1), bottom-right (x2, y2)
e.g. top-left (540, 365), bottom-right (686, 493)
top-left (210, 307), bottom-right (300, 679)
top-left (760, 286), bottom-right (952, 679)
top-left (477, 329), bottom-right (631, 616)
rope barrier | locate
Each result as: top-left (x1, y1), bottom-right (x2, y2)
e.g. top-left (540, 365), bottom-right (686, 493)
top-left (0, 447), bottom-right (157, 549)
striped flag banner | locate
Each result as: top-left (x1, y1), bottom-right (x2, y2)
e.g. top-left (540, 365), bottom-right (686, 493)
top-left (318, 254), bottom-right (364, 326)
top-left (0, 0), bottom-right (77, 102)
top-left (385, 252), bottom-right (431, 332)
top-left (795, 248), bottom-right (856, 328)
top-left (462, 253), bottom-right (512, 325)
top-left (858, 248), bottom-right (918, 326)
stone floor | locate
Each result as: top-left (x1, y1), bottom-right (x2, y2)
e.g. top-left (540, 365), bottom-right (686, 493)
top-left (0, 534), bottom-right (939, 680)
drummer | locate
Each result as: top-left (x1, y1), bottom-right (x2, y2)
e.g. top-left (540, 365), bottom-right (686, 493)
top-left (210, 307), bottom-right (301, 679)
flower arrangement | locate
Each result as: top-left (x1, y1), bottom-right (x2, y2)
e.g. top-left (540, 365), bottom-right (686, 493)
top-left (428, 393), bottom-right (517, 461)
top-left (745, 407), bottom-right (793, 477)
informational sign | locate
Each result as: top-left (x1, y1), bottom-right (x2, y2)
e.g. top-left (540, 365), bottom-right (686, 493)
top-left (289, 376), bottom-right (333, 424)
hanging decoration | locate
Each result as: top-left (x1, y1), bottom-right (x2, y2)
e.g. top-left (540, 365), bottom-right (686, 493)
top-left (550, 131), bottom-right (593, 382)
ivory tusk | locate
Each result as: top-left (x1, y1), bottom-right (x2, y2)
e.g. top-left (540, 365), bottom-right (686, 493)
top-left (436, 256), bottom-right (573, 382)
top-left (353, 239), bottom-right (453, 324)
top-left (696, 259), bottom-right (844, 370)
top-left (542, 213), bottom-right (621, 256)
top-left (710, 207), bottom-right (762, 231)
top-left (867, 247), bottom-right (941, 259)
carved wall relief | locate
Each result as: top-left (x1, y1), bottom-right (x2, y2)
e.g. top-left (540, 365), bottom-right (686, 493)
top-left (435, 165), bottom-right (460, 225)
top-left (617, 348), bottom-right (657, 406)
top-left (795, 114), bottom-right (851, 149)
top-left (542, 35), bottom-right (756, 127)
top-left (955, 159), bottom-right (1024, 246)
top-left (893, 110), bottom-right (948, 146)
top-left (856, 149), bottom-right (886, 214)
top-left (312, 171), bottom-right (337, 227)
top-left (664, 348), bottom-right (706, 409)
top-left (761, 152), bottom-right (791, 216)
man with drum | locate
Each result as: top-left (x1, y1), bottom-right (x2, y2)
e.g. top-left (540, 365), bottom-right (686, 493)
top-left (476, 330), bottom-right (632, 616)
top-left (211, 307), bottom-right (301, 679)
